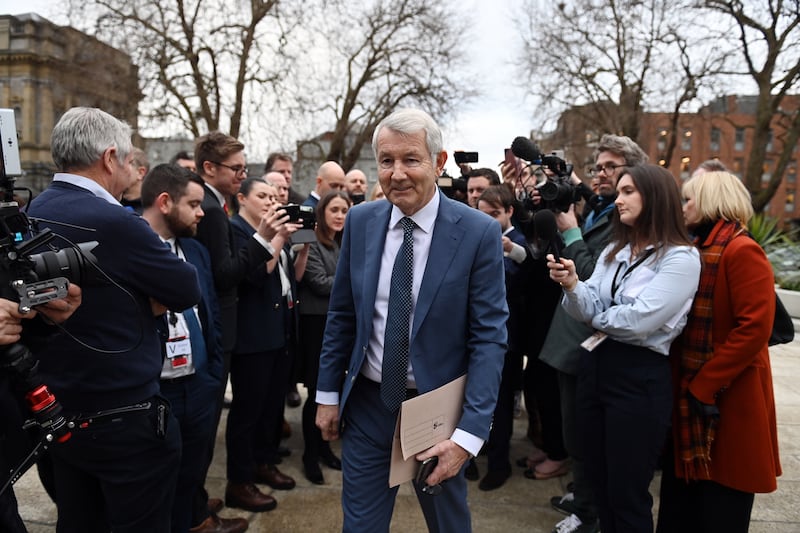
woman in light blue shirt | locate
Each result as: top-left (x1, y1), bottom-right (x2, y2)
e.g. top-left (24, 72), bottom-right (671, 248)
top-left (548, 164), bottom-right (700, 533)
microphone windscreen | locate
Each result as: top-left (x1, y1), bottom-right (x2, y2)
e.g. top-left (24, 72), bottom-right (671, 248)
top-left (533, 209), bottom-right (558, 240)
top-left (533, 209), bottom-right (561, 262)
top-left (511, 136), bottom-right (541, 162)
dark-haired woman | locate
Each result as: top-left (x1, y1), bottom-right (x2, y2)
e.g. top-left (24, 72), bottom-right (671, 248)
top-left (656, 171), bottom-right (781, 533)
top-left (298, 191), bottom-right (351, 484)
top-left (548, 164), bottom-right (701, 533)
top-left (225, 178), bottom-right (308, 511)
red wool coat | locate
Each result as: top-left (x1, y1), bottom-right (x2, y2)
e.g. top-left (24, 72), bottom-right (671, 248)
top-left (671, 224), bottom-right (782, 493)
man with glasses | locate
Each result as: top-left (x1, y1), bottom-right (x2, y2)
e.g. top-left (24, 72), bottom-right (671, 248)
top-left (193, 131), bottom-right (283, 516)
top-left (539, 134), bottom-right (647, 533)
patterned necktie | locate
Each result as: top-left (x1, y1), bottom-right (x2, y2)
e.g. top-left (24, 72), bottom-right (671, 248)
top-left (381, 216), bottom-right (415, 411)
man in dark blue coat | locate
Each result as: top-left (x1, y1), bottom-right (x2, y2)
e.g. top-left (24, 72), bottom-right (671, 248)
top-left (27, 107), bottom-right (201, 533)
top-left (141, 164), bottom-right (247, 533)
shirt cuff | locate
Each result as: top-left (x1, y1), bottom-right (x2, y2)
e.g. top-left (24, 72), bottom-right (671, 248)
top-left (507, 243), bottom-right (527, 264)
top-left (562, 227), bottom-right (583, 247)
top-left (450, 428), bottom-right (484, 458)
top-left (316, 390), bottom-right (340, 405)
top-left (252, 233), bottom-right (276, 255)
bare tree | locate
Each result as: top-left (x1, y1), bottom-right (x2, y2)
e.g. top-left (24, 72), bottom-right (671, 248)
top-left (71, 0), bottom-right (287, 139)
top-left (517, 0), bottom-right (725, 162)
top-left (705, 0), bottom-right (800, 212)
top-left (282, 0), bottom-right (474, 172)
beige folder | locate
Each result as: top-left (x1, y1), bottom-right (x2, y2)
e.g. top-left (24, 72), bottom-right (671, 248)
top-left (388, 374), bottom-right (467, 487)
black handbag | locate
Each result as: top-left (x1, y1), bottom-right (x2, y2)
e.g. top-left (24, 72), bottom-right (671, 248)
top-left (769, 292), bottom-right (795, 346)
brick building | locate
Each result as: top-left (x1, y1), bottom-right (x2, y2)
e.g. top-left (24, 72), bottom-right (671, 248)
top-left (640, 95), bottom-right (799, 225)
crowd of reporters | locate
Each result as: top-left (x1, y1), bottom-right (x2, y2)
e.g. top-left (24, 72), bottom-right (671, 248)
top-left (0, 105), bottom-right (782, 533)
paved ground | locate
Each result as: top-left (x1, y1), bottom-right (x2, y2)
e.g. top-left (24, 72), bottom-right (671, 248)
top-left (15, 332), bottom-right (800, 532)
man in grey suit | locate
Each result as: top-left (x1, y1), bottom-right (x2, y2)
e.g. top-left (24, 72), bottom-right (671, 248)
top-left (315, 108), bottom-right (508, 532)
top-left (539, 134), bottom-right (648, 533)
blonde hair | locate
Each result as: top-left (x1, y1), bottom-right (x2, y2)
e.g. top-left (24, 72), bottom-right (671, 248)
top-left (682, 171), bottom-right (754, 225)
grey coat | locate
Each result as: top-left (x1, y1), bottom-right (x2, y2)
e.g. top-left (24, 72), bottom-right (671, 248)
top-left (538, 209), bottom-right (615, 375)
top-left (298, 240), bottom-right (340, 316)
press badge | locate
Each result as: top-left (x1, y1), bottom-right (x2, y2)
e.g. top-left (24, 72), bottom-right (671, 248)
top-left (581, 331), bottom-right (608, 352)
top-left (166, 335), bottom-right (191, 368)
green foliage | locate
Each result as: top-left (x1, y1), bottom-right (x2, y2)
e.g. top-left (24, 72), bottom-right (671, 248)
top-left (748, 213), bottom-right (795, 248)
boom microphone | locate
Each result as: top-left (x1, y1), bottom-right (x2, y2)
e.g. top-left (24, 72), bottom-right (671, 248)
top-left (533, 209), bottom-right (561, 262)
top-left (510, 136), bottom-right (542, 163)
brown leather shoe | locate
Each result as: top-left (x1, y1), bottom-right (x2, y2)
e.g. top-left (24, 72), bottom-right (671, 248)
top-left (207, 497), bottom-right (224, 514)
top-left (189, 514), bottom-right (249, 533)
top-left (255, 464), bottom-right (296, 490)
top-left (225, 482), bottom-right (277, 512)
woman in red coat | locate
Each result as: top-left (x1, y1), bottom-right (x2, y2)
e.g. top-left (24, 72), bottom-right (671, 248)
top-left (657, 170), bottom-right (782, 533)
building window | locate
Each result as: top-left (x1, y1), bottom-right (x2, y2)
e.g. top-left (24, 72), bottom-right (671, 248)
top-left (788, 161), bottom-right (797, 183)
top-left (785, 189), bottom-right (795, 213)
top-left (656, 129), bottom-right (668, 152)
top-left (710, 127), bottom-right (721, 152)
top-left (681, 129), bottom-right (692, 151)
top-left (762, 159), bottom-right (773, 183)
top-left (733, 158), bottom-right (744, 178)
top-left (735, 128), bottom-right (745, 151)
top-left (681, 157), bottom-right (691, 180)
top-left (766, 129), bottom-right (774, 152)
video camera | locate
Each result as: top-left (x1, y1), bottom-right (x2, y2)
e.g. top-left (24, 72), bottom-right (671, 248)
top-left (0, 109), bottom-right (98, 495)
top-left (510, 136), bottom-right (580, 213)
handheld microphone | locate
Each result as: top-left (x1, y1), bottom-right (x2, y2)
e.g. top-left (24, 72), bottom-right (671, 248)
top-left (511, 136), bottom-right (542, 163)
top-left (533, 209), bottom-right (561, 263)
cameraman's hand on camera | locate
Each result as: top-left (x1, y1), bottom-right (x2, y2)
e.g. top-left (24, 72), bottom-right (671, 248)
top-left (0, 298), bottom-right (27, 344)
top-left (555, 204), bottom-right (579, 232)
top-left (547, 254), bottom-right (578, 291)
top-left (38, 283), bottom-right (82, 324)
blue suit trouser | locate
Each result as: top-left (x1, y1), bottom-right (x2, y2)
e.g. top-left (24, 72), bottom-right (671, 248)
top-left (341, 376), bottom-right (471, 533)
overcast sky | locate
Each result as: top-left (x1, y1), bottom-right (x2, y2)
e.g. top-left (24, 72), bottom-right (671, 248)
top-left (0, 0), bottom-right (533, 176)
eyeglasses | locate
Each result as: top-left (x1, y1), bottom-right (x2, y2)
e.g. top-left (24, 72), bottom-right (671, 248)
top-left (212, 161), bottom-right (248, 176)
top-left (589, 163), bottom-right (625, 177)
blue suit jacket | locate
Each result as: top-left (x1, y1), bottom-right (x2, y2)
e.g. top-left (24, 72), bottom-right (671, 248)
top-left (317, 192), bottom-right (509, 441)
top-left (178, 237), bottom-right (224, 382)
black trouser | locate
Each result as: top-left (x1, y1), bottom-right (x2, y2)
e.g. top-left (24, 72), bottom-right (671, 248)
top-left (557, 369), bottom-right (597, 524)
top-left (50, 397), bottom-right (181, 533)
top-left (226, 348), bottom-right (290, 481)
top-left (577, 340), bottom-right (671, 533)
top-left (486, 350), bottom-right (523, 473)
top-left (524, 357), bottom-right (567, 460)
top-left (656, 438), bottom-right (754, 533)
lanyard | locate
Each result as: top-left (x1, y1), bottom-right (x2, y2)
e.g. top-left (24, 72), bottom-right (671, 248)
top-left (611, 248), bottom-right (656, 300)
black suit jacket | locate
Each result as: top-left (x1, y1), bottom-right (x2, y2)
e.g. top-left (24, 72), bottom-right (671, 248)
top-left (194, 183), bottom-right (272, 352)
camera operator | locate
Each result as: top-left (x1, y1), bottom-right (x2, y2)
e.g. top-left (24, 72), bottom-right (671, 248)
top-left (26, 107), bottom-right (202, 533)
top-left (539, 134), bottom-right (648, 533)
top-left (1, 288), bottom-right (81, 533)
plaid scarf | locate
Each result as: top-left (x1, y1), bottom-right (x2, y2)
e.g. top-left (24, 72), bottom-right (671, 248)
top-left (677, 219), bottom-right (743, 479)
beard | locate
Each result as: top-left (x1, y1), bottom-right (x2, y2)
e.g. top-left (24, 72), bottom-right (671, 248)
top-left (166, 208), bottom-right (197, 238)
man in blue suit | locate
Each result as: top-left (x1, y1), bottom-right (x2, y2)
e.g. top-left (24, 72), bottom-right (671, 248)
top-left (316, 108), bottom-right (508, 532)
top-left (141, 164), bottom-right (247, 533)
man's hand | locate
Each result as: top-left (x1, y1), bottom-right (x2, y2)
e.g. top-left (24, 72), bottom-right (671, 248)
top-left (0, 298), bottom-right (28, 344)
top-left (316, 403), bottom-right (340, 441)
top-left (38, 283), bottom-right (82, 324)
top-left (501, 236), bottom-right (514, 254)
top-left (555, 204), bottom-right (579, 232)
top-left (415, 439), bottom-right (470, 486)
